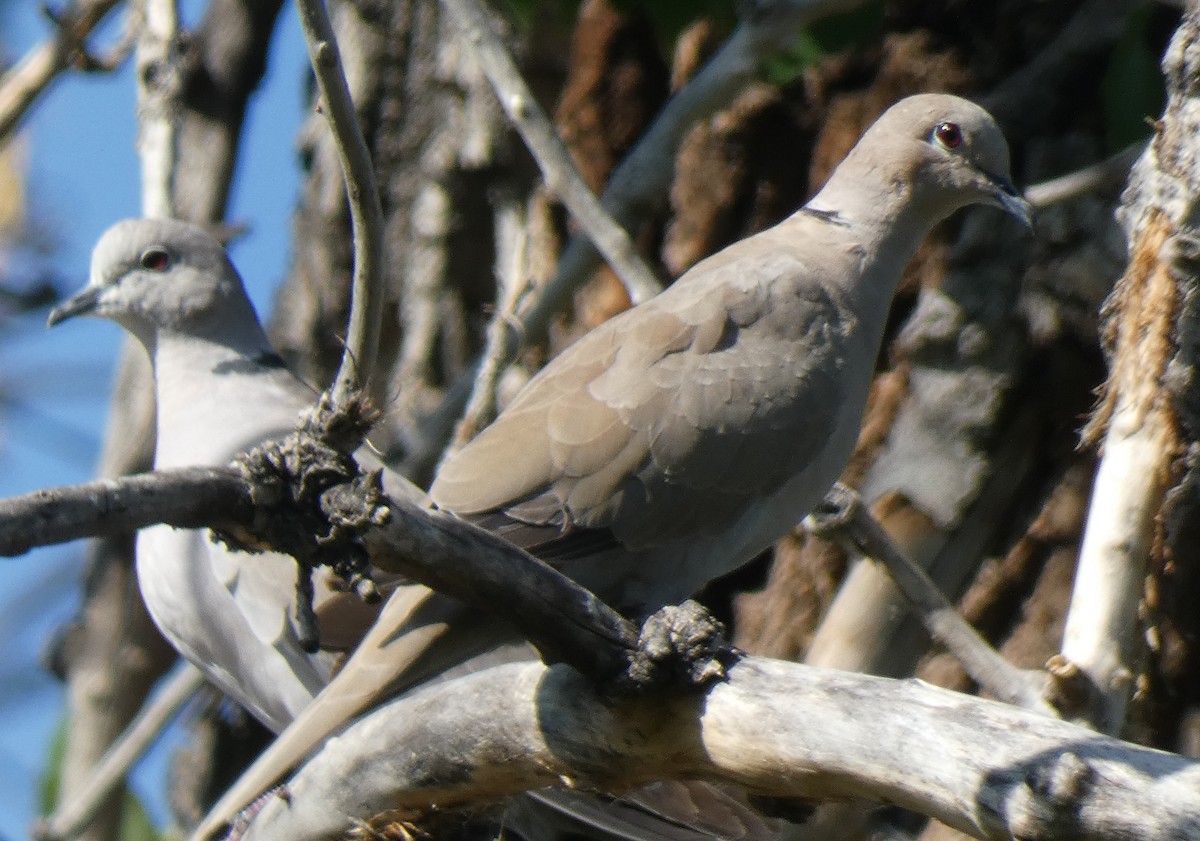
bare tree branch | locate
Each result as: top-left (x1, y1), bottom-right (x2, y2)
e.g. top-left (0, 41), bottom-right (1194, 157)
top-left (0, 466), bottom-right (250, 554)
top-left (295, 0), bottom-right (386, 404)
top-left (809, 484), bottom-right (1055, 715)
top-left (174, 0), bottom-right (287, 224)
top-left (237, 658), bottom-right (1200, 841)
top-left (38, 664), bottom-right (206, 841)
top-left (441, 0), bottom-right (662, 305)
top-left (0, 0), bottom-right (126, 146)
top-left (0, 450), bottom-right (639, 682)
top-left (1025, 142), bottom-right (1144, 209)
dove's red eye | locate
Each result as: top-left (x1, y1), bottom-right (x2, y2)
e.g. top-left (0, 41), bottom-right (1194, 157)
top-left (140, 247), bottom-right (170, 272)
top-left (934, 122), bottom-right (963, 149)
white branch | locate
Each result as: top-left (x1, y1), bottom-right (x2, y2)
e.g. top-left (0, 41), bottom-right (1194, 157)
top-left (239, 658), bottom-right (1200, 841)
top-left (1065, 8), bottom-right (1200, 734)
top-left (135, 0), bottom-right (181, 218)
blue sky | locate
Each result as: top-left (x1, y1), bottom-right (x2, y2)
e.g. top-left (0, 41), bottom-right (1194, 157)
top-left (0, 2), bottom-right (310, 835)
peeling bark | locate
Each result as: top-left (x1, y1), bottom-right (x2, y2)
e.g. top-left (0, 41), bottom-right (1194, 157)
top-left (239, 659), bottom-right (1200, 841)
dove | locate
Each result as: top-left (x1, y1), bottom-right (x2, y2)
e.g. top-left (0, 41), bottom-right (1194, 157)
top-left (47, 218), bottom-right (429, 733)
top-left (84, 93), bottom-right (1031, 839)
top-left (430, 93), bottom-right (1032, 611)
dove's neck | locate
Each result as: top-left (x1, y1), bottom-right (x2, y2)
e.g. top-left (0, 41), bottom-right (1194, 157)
top-left (146, 321), bottom-right (312, 469)
top-left (806, 162), bottom-right (941, 265)
top-left (801, 156), bottom-right (947, 338)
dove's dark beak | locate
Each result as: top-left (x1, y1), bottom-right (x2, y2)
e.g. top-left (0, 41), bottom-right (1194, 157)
top-left (989, 174), bottom-right (1034, 229)
top-left (47, 286), bottom-right (102, 328)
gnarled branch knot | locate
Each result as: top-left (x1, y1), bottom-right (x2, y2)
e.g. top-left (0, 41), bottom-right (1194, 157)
top-left (620, 600), bottom-right (739, 695)
top-left (214, 390), bottom-right (388, 624)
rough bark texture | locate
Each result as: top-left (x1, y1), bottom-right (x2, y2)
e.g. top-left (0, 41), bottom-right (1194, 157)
top-left (27, 0), bottom-right (1200, 838)
top-left (239, 659), bottom-right (1200, 841)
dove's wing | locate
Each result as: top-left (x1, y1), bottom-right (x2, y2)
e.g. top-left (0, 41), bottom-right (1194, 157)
top-left (432, 232), bottom-right (853, 598)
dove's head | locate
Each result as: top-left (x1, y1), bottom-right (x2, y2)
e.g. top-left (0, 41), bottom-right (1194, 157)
top-left (825, 93), bottom-right (1032, 229)
top-left (48, 218), bottom-right (261, 347)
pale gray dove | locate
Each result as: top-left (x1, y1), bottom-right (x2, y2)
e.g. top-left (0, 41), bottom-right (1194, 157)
top-left (58, 92), bottom-right (1031, 839)
top-left (47, 218), bottom-right (430, 733)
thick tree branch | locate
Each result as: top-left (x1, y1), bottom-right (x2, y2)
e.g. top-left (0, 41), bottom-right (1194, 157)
top-left (174, 0), bottom-right (287, 224)
top-left (1067, 7), bottom-right (1200, 734)
top-left (237, 658), bottom-right (1200, 841)
top-left (295, 0), bottom-right (385, 404)
top-left (0, 449), bottom-right (639, 683)
top-left (363, 498), bottom-right (639, 679)
top-left (136, 0), bottom-right (182, 218)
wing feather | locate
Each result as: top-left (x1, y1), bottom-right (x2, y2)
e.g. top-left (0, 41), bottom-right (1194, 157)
top-left (430, 239), bottom-right (855, 556)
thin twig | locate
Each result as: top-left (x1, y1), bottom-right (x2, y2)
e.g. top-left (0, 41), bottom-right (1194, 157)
top-left (294, 0), bottom-right (385, 404)
top-left (0, 0), bottom-right (125, 146)
top-left (37, 664), bottom-right (206, 841)
top-left (1025, 141), bottom-right (1144, 208)
top-left (440, 0), bottom-right (662, 304)
top-left (808, 484), bottom-right (1055, 715)
top-left (451, 196), bottom-right (532, 449)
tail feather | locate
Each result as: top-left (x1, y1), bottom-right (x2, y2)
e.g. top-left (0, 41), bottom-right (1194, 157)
top-left (191, 584), bottom-right (510, 840)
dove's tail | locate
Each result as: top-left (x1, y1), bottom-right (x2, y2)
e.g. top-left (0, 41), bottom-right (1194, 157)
top-left (191, 584), bottom-right (510, 841)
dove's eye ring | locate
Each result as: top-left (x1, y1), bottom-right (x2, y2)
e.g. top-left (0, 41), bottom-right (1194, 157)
top-left (933, 122), bottom-right (963, 149)
top-left (140, 247), bottom-right (171, 272)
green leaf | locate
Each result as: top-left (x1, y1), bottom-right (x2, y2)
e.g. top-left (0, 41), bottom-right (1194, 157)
top-left (1101, 6), bottom-right (1165, 152)
top-left (38, 717), bottom-right (67, 815)
top-left (38, 712), bottom-right (163, 841)
top-left (763, 1), bottom-right (885, 85)
top-left (118, 791), bottom-right (162, 841)
top-left (610, 0), bottom-right (737, 49)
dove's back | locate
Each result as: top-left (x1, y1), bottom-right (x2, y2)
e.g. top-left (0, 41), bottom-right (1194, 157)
top-left (144, 332), bottom-right (333, 730)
